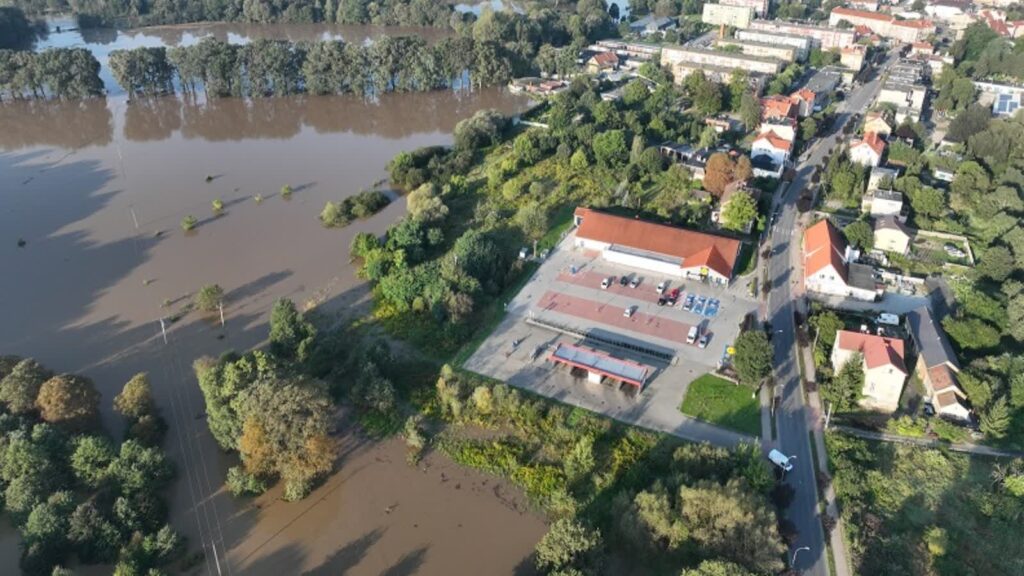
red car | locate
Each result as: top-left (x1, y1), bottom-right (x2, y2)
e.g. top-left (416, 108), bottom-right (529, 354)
top-left (666, 288), bottom-right (681, 305)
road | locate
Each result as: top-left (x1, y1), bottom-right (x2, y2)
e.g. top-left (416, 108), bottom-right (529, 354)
top-left (833, 425), bottom-right (1024, 458)
top-left (767, 51), bottom-right (898, 575)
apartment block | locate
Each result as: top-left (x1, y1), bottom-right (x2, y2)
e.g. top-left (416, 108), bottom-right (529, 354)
top-left (736, 29), bottom-right (811, 61)
top-left (702, 3), bottom-right (755, 28)
top-left (748, 19), bottom-right (857, 49)
top-left (660, 45), bottom-right (785, 80)
top-left (878, 59), bottom-right (928, 112)
top-left (719, 0), bottom-right (769, 16)
top-left (715, 38), bottom-right (798, 62)
top-left (828, 8), bottom-right (936, 43)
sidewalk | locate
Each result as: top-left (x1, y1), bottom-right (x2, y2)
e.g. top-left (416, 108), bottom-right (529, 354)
top-left (796, 300), bottom-right (853, 576)
top-left (832, 425), bottom-right (1024, 458)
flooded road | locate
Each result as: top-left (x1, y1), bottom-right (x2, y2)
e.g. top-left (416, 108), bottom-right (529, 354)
top-left (0, 86), bottom-right (543, 574)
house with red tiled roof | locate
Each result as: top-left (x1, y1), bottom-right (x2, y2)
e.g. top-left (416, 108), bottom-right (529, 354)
top-left (572, 207), bottom-right (741, 284)
top-left (829, 7), bottom-right (935, 42)
top-left (849, 131), bottom-right (886, 167)
top-left (789, 88), bottom-right (818, 118)
top-left (910, 41), bottom-right (933, 56)
top-left (751, 130), bottom-right (793, 168)
top-left (587, 51), bottom-right (620, 73)
top-left (832, 330), bottom-right (907, 412)
top-left (760, 95), bottom-right (797, 122)
top-left (803, 219), bottom-right (878, 301)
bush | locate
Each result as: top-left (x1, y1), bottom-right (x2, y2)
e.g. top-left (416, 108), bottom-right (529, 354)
top-left (321, 191), bottom-right (390, 228)
top-left (180, 215), bottom-right (197, 231)
top-left (225, 466), bottom-right (268, 496)
top-left (193, 284), bottom-right (224, 312)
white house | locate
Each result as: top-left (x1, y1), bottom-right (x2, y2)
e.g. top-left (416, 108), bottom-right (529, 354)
top-left (873, 216), bottom-right (913, 254)
top-left (573, 207), bottom-right (741, 285)
top-left (849, 132), bottom-right (886, 167)
top-left (803, 219), bottom-right (878, 301)
top-left (751, 131), bottom-right (792, 168)
top-left (832, 330), bottom-right (908, 413)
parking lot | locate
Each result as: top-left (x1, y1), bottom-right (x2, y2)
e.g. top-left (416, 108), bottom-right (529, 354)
top-left (464, 232), bottom-right (760, 445)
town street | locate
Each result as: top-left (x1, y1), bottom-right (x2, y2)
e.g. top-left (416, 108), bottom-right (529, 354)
top-left (767, 50), bottom-right (897, 575)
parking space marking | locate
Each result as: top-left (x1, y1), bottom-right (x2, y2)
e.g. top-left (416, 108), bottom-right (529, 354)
top-left (537, 290), bottom-right (695, 345)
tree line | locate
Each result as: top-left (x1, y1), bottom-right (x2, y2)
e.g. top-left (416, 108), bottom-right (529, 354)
top-left (0, 48), bottom-right (103, 100)
top-left (0, 6), bottom-right (43, 50)
top-left (0, 356), bottom-right (183, 575)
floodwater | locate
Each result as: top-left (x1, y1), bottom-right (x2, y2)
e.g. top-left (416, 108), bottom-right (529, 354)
top-left (0, 82), bottom-right (542, 575)
top-left (36, 18), bottom-right (450, 93)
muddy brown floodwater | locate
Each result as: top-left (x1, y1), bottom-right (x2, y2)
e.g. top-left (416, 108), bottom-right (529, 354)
top-left (0, 87), bottom-right (545, 574)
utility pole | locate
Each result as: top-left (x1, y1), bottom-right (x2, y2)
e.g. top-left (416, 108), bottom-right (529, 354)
top-left (159, 318), bottom-right (168, 344)
top-left (824, 401), bottom-right (834, 430)
top-left (218, 302), bottom-right (225, 327)
top-left (130, 206), bottom-right (139, 229)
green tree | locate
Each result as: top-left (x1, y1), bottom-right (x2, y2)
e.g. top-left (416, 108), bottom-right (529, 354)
top-left (810, 311), bottom-right (843, 347)
top-left (36, 375), bottom-right (100, 430)
top-left (942, 317), bottom-right (1001, 350)
top-left (534, 518), bottom-right (601, 571)
top-left (824, 354), bottom-right (865, 412)
top-left (733, 331), bottom-right (772, 386)
top-left (721, 192), bottom-right (757, 232)
top-left (843, 220), bottom-right (873, 250)
top-left (194, 283), bottom-right (225, 312)
top-left (682, 560), bottom-right (757, 576)
top-left (268, 298), bottom-right (317, 361)
top-left (592, 130), bottom-right (628, 169)
top-left (980, 397), bottom-right (1011, 439)
top-left (570, 148), bottom-right (589, 170)
top-left (114, 373), bottom-right (154, 420)
top-left (0, 358), bottom-right (52, 414)
top-left (515, 202), bottom-right (549, 241)
top-left (70, 435), bottom-right (116, 489)
top-left (739, 92), bottom-right (760, 130)
top-left (978, 246), bottom-right (1015, 282)
top-left (800, 117), bottom-right (818, 141)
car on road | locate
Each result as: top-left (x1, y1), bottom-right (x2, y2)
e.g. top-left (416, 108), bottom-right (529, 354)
top-left (768, 449), bottom-right (794, 472)
top-left (623, 305), bottom-right (636, 318)
top-left (601, 276), bottom-right (614, 289)
top-left (656, 280), bottom-right (667, 294)
top-left (682, 293), bottom-right (695, 311)
top-left (686, 325), bottom-right (698, 344)
top-left (629, 276), bottom-right (640, 288)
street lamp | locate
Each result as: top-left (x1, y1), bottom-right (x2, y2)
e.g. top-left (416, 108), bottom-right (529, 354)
top-left (791, 546), bottom-right (811, 569)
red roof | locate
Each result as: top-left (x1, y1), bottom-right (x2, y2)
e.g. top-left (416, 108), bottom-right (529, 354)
top-left (832, 7), bottom-right (891, 23)
top-left (573, 207), bottom-right (741, 279)
top-left (893, 18), bottom-right (934, 29)
top-left (836, 330), bottom-right (906, 373)
top-left (591, 52), bottom-right (619, 65)
top-left (854, 24), bottom-right (872, 35)
top-left (852, 131), bottom-right (886, 157)
top-left (761, 95), bottom-right (796, 120)
top-left (754, 130), bottom-right (793, 152)
top-left (928, 364), bottom-right (959, 393)
top-left (804, 219), bottom-right (847, 281)
top-left (790, 88), bottom-right (816, 103)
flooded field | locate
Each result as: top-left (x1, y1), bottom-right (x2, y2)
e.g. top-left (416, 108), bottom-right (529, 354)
top-left (0, 72), bottom-right (542, 575)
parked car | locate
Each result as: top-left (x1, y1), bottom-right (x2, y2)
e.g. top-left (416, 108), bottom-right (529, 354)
top-left (657, 297), bottom-right (668, 306)
top-left (768, 449), bottom-right (794, 472)
top-left (656, 280), bottom-right (668, 294)
top-left (666, 288), bottom-right (681, 306)
top-left (686, 325), bottom-right (698, 344)
top-left (624, 305), bottom-right (636, 318)
top-left (698, 333), bottom-right (710, 349)
top-left (619, 276), bottom-right (629, 287)
top-left (629, 276), bottom-right (640, 288)
top-left (601, 276), bottom-right (614, 289)
top-left (683, 293), bottom-right (695, 311)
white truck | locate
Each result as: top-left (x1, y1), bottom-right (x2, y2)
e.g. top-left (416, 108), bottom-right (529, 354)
top-left (768, 449), bottom-right (794, 472)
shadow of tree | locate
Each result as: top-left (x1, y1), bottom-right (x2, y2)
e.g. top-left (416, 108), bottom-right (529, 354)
top-left (300, 528), bottom-right (385, 575)
top-left (379, 546), bottom-right (428, 576)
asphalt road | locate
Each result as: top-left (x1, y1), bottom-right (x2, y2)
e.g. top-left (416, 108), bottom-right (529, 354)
top-left (767, 51), bottom-right (898, 575)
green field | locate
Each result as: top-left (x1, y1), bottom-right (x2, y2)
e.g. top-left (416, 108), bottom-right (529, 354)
top-left (679, 374), bottom-right (761, 436)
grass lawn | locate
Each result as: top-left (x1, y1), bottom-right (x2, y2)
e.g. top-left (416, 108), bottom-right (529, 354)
top-left (679, 374), bottom-right (761, 436)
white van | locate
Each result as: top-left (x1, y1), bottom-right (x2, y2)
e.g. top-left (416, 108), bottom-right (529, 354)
top-left (768, 449), bottom-right (794, 472)
top-left (686, 325), bottom-right (698, 344)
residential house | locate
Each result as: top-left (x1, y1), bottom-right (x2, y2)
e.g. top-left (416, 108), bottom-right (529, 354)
top-left (862, 112), bottom-right (893, 137)
top-left (906, 306), bottom-right (972, 421)
top-left (910, 41), bottom-right (933, 56)
top-left (705, 116), bottom-right (743, 133)
top-left (867, 166), bottom-right (899, 194)
top-left (573, 207), bottom-right (741, 284)
top-left (629, 15), bottom-right (677, 36)
top-left (719, 0), bottom-right (769, 16)
top-left (832, 330), bottom-right (908, 413)
top-left (980, 9), bottom-right (1024, 38)
top-left (803, 219), bottom-right (878, 301)
top-left (587, 51), bottom-right (620, 74)
top-left (847, 0), bottom-right (879, 11)
top-left (661, 46), bottom-right (785, 82)
top-left (714, 181), bottom-right (761, 232)
top-left (849, 132), bottom-right (886, 167)
top-left (994, 92), bottom-right (1023, 117)
top-left (840, 45), bottom-right (867, 71)
top-left (751, 131), bottom-right (793, 168)
top-left (873, 215), bottom-right (913, 254)
top-left (715, 38), bottom-right (798, 62)
top-left (829, 8), bottom-right (936, 43)
top-left (790, 88), bottom-right (817, 118)
top-left (925, 0), bottom-right (968, 20)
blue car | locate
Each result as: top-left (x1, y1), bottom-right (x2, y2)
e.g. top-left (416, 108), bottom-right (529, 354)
top-left (705, 298), bottom-right (720, 317)
top-left (682, 293), bottom-right (695, 311)
top-left (693, 296), bottom-right (707, 315)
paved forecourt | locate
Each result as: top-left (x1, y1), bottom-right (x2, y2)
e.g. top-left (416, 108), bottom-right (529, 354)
top-left (464, 232), bottom-right (760, 447)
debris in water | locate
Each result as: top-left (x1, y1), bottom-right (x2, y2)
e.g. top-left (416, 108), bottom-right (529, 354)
top-left (17, 238), bottom-right (26, 247)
